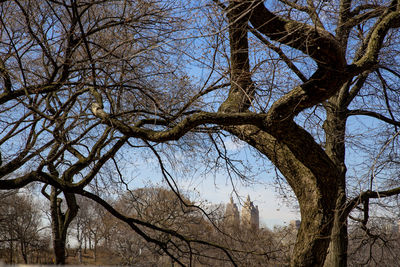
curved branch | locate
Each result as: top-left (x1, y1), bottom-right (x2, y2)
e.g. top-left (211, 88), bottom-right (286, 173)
top-left (248, 0), bottom-right (345, 68)
top-left (350, 4), bottom-right (381, 17)
top-left (379, 65), bottom-right (400, 78)
top-left (354, 8), bottom-right (400, 70)
top-left (376, 69), bottom-right (398, 131)
top-left (74, 136), bottom-right (129, 189)
top-left (347, 109), bottom-right (400, 127)
top-left (0, 171), bottom-right (44, 189)
top-left (278, 0), bottom-right (309, 13)
top-left (345, 71), bottom-right (370, 106)
top-left (342, 8), bottom-right (385, 31)
top-left (0, 83), bottom-right (62, 105)
top-left (78, 189), bottom-right (238, 266)
top-left (93, 110), bottom-right (268, 142)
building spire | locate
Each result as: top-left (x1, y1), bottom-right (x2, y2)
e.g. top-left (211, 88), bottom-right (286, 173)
top-left (225, 196), bottom-right (240, 229)
top-left (224, 195), bottom-right (260, 230)
top-left (241, 195), bottom-right (259, 230)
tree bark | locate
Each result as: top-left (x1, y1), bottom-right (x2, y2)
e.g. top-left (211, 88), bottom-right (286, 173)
top-left (228, 125), bottom-right (338, 266)
top-left (323, 97), bottom-right (348, 267)
top-left (219, 0), bottom-right (254, 113)
top-left (20, 239), bottom-right (28, 263)
top-left (50, 187), bottom-right (66, 264)
top-left (323, 189), bottom-right (348, 267)
top-left (223, 2), bottom-right (343, 265)
top-left (50, 188), bottom-right (65, 264)
top-left (50, 186), bottom-right (78, 264)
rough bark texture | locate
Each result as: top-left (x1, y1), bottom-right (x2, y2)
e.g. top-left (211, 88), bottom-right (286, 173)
top-left (323, 95), bottom-right (348, 267)
top-left (228, 124), bottom-right (338, 266)
top-left (219, 0), bottom-right (254, 113)
top-left (222, 1), bottom-right (345, 265)
top-left (323, 191), bottom-right (348, 267)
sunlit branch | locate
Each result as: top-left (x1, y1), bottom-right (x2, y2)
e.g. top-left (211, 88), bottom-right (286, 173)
top-left (92, 110), bottom-right (268, 142)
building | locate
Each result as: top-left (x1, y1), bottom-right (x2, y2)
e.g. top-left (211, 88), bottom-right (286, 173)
top-left (241, 195), bottom-right (259, 230)
top-left (224, 196), bottom-right (240, 229)
top-left (224, 195), bottom-right (259, 230)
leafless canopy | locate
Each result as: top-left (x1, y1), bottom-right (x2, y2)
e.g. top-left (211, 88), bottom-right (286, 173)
top-left (1, 0), bottom-right (400, 266)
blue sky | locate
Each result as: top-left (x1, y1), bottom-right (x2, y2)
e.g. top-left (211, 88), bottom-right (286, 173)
top-left (128, 136), bottom-right (300, 229)
top-left (183, 175), bottom-right (299, 228)
top-left (132, 168), bottom-right (299, 229)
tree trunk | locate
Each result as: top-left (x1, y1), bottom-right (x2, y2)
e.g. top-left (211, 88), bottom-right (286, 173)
top-left (323, 99), bottom-right (348, 267)
top-left (229, 125), bottom-right (339, 266)
top-left (84, 236), bottom-right (87, 253)
top-left (52, 237), bottom-right (66, 264)
top-left (94, 239), bottom-right (97, 263)
top-left (77, 221), bottom-right (83, 263)
top-left (292, 203), bottom-right (335, 266)
top-left (223, 1), bottom-right (345, 265)
top-left (20, 240), bottom-right (28, 263)
top-left (9, 232), bottom-right (13, 263)
top-left (323, 188), bottom-right (348, 267)
top-left (50, 187), bottom-right (66, 264)
top-left (49, 186), bottom-right (78, 264)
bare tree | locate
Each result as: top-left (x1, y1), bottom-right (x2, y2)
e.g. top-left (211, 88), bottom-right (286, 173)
top-left (108, 188), bottom-right (212, 265)
top-left (1, 1), bottom-right (400, 266)
top-left (101, 188), bottom-right (277, 266)
top-left (0, 190), bottom-right (48, 264)
top-left (70, 195), bottom-right (110, 263)
top-left (0, 0), bottom-right (169, 263)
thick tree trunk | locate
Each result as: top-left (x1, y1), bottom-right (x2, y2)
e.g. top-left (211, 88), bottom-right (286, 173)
top-left (323, 99), bottom-right (348, 267)
top-left (292, 197), bottom-right (335, 267)
top-left (323, 188), bottom-right (348, 267)
top-left (52, 237), bottom-right (66, 264)
top-left (223, 1), bottom-right (346, 265)
top-left (228, 125), bottom-right (339, 266)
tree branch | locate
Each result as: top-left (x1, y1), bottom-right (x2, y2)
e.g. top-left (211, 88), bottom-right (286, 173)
top-left (354, 8), bottom-right (400, 70)
top-left (249, 26), bottom-right (307, 82)
top-left (92, 110), bottom-right (268, 142)
top-left (347, 109), bottom-right (400, 127)
top-left (219, 0), bottom-right (255, 113)
top-left (248, 0), bottom-right (345, 68)
top-left (346, 187), bottom-right (400, 216)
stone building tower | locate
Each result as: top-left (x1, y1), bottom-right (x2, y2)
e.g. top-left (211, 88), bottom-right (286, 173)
top-left (224, 196), bottom-right (240, 229)
top-left (241, 195), bottom-right (259, 229)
